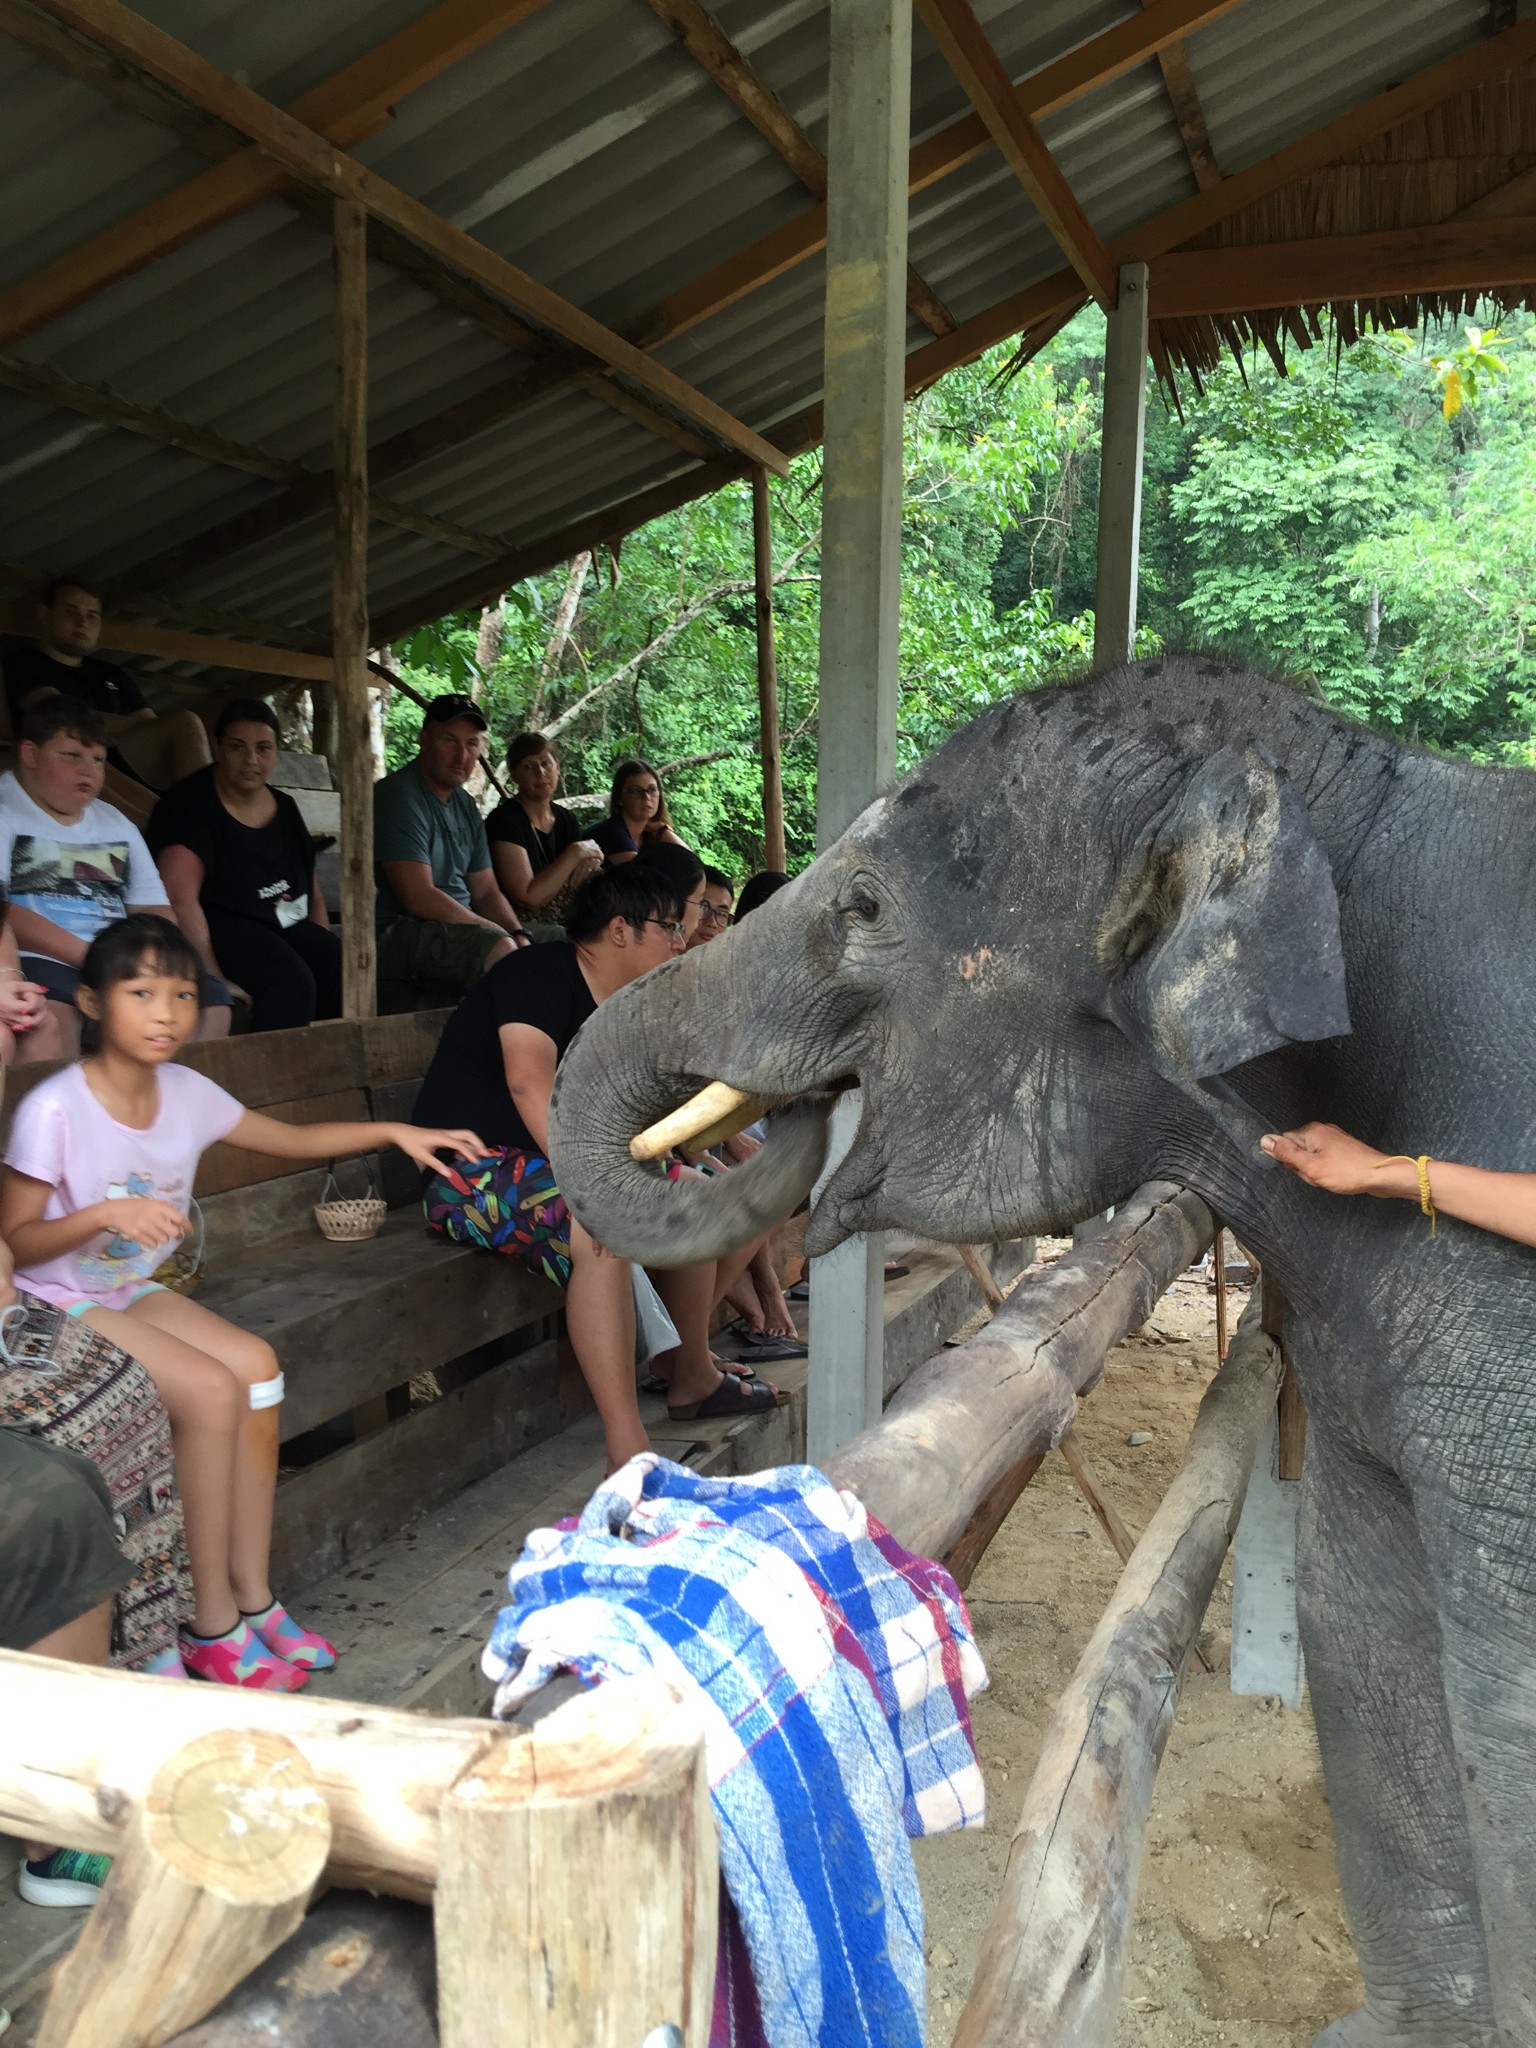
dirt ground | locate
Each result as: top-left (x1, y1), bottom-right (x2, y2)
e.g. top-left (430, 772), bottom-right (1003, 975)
top-left (917, 1247), bottom-right (1363, 2048)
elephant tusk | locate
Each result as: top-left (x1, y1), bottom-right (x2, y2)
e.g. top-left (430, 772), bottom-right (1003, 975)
top-left (630, 1082), bottom-right (771, 1162)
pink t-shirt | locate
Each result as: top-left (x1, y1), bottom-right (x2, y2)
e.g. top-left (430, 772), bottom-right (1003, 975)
top-left (6, 1062), bottom-right (245, 1310)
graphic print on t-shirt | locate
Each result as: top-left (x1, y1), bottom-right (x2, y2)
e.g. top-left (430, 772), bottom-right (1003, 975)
top-left (256, 876), bottom-right (309, 928)
top-left (81, 1170), bottom-right (188, 1292)
top-left (10, 832), bottom-right (130, 941)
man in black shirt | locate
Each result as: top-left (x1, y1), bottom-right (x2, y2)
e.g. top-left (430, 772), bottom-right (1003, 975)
top-left (2, 577), bottom-right (211, 801)
top-left (417, 864), bottom-right (783, 1470)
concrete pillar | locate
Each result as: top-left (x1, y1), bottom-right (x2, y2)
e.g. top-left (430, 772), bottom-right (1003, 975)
top-left (1091, 261), bottom-right (1150, 670)
top-left (807, 0), bottom-right (910, 1466)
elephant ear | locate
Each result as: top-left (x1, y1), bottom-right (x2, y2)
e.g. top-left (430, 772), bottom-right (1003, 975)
top-left (1099, 743), bottom-right (1350, 1109)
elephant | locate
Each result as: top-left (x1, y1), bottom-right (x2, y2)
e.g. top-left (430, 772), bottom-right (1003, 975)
top-left (549, 654), bottom-right (1536, 2048)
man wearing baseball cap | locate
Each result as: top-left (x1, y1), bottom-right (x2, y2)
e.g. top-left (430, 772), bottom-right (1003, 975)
top-left (373, 695), bottom-right (529, 1001)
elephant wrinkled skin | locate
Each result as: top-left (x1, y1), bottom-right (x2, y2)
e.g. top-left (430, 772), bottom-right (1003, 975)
top-left (549, 656), bottom-right (1536, 2048)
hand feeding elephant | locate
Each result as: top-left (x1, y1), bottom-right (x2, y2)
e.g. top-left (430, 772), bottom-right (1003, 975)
top-left (549, 654), bottom-right (1536, 2048)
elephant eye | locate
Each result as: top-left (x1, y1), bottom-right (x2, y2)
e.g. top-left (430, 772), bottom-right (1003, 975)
top-left (852, 895), bottom-right (880, 923)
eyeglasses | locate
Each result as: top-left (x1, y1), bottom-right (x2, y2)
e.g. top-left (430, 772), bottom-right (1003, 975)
top-left (643, 918), bottom-right (685, 940)
top-left (698, 903), bottom-right (732, 925)
top-left (623, 784), bottom-right (660, 800)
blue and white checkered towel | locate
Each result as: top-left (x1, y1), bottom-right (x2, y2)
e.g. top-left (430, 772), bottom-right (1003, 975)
top-left (483, 1455), bottom-right (987, 2048)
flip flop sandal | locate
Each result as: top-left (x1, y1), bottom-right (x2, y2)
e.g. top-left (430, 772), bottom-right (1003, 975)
top-left (639, 1373), bottom-right (668, 1395)
top-left (668, 1375), bottom-right (790, 1422)
top-left (739, 1332), bottom-right (808, 1361)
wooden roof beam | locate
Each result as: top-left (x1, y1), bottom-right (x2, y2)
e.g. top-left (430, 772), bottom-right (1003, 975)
top-left (1137, 0), bottom-right (1221, 191)
top-left (0, 0), bottom-right (558, 347)
top-left (1150, 220), bottom-right (1536, 317)
top-left (22, 0), bottom-right (787, 475)
top-left (0, 352), bottom-right (513, 560)
top-left (0, 600), bottom-right (333, 683)
top-left (643, 0), bottom-right (955, 336)
top-left (913, 0), bottom-right (1118, 308)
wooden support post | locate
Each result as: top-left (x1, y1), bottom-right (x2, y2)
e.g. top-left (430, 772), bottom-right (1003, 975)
top-left (806, 0), bottom-right (910, 1463)
top-left (435, 1676), bottom-right (717, 2048)
top-left (38, 1729), bottom-right (331, 2048)
top-left (1212, 1222), bottom-right (1228, 1360)
top-left (332, 196), bottom-right (376, 1020)
top-left (1261, 1270), bottom-right (1307, 1479)
top-left (1091, 261), bottom-right (1149, 669)
top-left (751, 465), bottom-right (787, 873)
top-left (952, 1302), bottom-right (1282, 2048)
top-left (1058, 1432), bottom-right (1135, 1562)
top-left (956, 1241), bottom-right (1006, 1312)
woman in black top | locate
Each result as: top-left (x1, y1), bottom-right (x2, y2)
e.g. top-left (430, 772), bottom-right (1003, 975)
top-left (485, 734), bottom-right (603, 929)
top-left (590, 756), bottom-right (684, 863)
top-left (148, 698), bottom-right (340, 1032)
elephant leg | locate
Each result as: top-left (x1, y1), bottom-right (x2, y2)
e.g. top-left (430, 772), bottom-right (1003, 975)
top-left (1418, 1478), bottom-right (1536, 2045)
top-left (1298, 1427), bottom-right (1493, 2048)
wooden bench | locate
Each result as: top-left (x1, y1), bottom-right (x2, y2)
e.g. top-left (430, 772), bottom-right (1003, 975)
top-left (0, 1014), bottom-right (569, 1592)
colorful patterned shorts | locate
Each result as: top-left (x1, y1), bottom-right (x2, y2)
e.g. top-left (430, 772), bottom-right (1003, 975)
top-left (421, 1150), bottom-right (573, 1288)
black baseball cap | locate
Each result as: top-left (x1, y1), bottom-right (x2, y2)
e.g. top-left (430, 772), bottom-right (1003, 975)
top-left (421, 693), bottom-right (488, 732)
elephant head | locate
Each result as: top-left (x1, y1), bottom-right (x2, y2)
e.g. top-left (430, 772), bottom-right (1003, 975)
top-left (548, 662), bottom-right (1351, 1267)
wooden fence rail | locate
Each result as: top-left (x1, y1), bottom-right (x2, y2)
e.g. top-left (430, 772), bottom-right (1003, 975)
top-left (952, 1299), bottom-right (1282, 2048)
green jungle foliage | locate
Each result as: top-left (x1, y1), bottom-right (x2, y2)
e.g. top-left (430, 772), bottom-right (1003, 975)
top-left (388, 306), bottom-right (1535, 880)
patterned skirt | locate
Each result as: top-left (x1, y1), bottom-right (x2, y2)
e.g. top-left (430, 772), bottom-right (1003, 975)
top-left (421, 1150), bottom-right (573, 1288)
top-left (0, 1293), bottom-right (192, 1667)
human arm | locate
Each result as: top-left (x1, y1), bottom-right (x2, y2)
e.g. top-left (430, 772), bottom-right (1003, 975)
top-left (496, 1022), bottom-right (557, 1156)
top-left (377, 858), bottom-right (526, 941)
top-left (490, 836), bottom-right (600, 916)
top-left (97, 706), bottom-right (155, 737)
top-left (465, 866), bottom-right (530, 946)
top-left (154, 845), bottom-right (223, 980)
top-left (0, 925), bottom-right (46, 1035)
top-left (225, 1111), bottom-right (490, 1176)
top-left (1261, 1122), bottom-right (1536, 1249)
top-left (0, 1166), bottom-right (186, 1267)
top-left (6, 903), bottom-right (90, 969)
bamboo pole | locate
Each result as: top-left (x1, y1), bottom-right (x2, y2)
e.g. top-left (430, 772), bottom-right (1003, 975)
top-left (333, 195), bottom-right (376, 1019)
top-left (750, 465), bottom-right (786, 873)
top-left (38, 1729), bottom-right (331, 2048)
top-left (435, 1676), bottom-right (716, 2048)
top-left (952, 1300), bottom-right (1283, 2048)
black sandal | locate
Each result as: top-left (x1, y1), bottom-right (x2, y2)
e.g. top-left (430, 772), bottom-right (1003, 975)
top-left (668, 1375), bottom-right (789, 1421)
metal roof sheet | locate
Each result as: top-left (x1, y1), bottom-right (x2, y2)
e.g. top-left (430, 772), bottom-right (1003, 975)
top-left (0, 0), bottom-right (1526, 689)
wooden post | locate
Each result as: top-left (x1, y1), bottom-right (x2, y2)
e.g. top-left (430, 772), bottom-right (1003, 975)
top-left (751, 465), bottom-right (786, 873)
top-left (1261, 1270), bottom-right (1307, 1479)
top-left (951, 1303), bottom-right (1282, 2048)
top-left (435, 1676), bottom-right (717, 2048)
top-left (38, 1730), bottom-right (331, 2048)
top-left (1091, 261), bottom-right (1149, 669)
top-left (806, 0), bottom-right (910, 1465)
top-left (1212, 1223), bottom-right (1229, 1360)
top-left (956, 1241), bottom-right (1006, 1312)
top-left (333, 196), bottom-right (376, 1020)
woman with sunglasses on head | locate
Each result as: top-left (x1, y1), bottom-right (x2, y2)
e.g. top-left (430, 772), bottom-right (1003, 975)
top-left (590, 757), bottom-right (683, 865)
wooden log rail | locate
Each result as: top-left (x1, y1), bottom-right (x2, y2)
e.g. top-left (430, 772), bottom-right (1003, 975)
top-left (827, 1181), bottom-right (1214, 1560)
top-left (952, 1299), bottom-right (1283, 2048)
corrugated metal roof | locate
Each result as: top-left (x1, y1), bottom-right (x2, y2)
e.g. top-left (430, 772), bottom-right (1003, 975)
top-left (0, 0), bottom-right (1528, 690)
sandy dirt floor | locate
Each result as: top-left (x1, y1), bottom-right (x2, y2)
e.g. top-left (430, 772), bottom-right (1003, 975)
top-left (917, 1247), bottom-right (1364, 2047)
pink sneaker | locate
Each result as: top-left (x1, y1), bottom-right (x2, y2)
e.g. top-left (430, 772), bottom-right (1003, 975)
top-left (243, 1600), bottom-right (337, 1672)
top-left (179, 1620), bottom-right (307, 1691)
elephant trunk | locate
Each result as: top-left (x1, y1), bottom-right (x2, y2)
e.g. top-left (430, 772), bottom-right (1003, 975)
top-left (548, 947), bottom-right (831, 1268)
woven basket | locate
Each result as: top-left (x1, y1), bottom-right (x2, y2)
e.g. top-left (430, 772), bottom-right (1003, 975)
top-left (314, 1163), bottom-right (386, 1243)
top-left (150, 1199), bottom-right (205, 1297)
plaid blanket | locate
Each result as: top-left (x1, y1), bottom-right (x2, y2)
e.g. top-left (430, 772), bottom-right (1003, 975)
top-left (484, 1455), bottom-right (987, 2048)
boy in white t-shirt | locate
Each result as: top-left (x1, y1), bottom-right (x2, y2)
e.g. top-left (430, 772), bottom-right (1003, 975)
top-left (0, 701), bottom-right (231, 1055)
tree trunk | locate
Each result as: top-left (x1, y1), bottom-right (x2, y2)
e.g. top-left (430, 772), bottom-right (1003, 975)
top-left (473, 600), bottom-right (505, 693)
top-left (528, 551), bottom-right (591, 728)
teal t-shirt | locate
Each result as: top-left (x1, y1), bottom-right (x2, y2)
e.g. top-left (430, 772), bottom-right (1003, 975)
top-left (372, 761), bottom-right (492, 930)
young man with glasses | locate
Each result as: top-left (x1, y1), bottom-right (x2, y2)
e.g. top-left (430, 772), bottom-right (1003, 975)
top-left (688, 866), bottom-right (735, 949)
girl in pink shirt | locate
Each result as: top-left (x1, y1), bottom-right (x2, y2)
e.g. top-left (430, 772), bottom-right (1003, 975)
top-left (1, 916), bottom-right (485, 1691)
